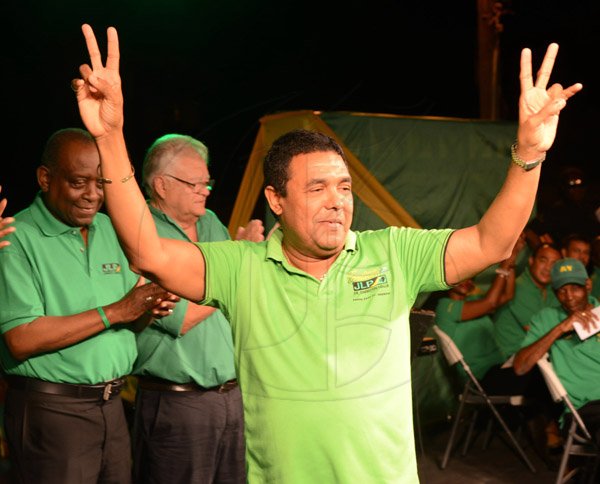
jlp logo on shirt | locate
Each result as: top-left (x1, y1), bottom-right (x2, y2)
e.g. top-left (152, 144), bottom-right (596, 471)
top-left (352, 275), bottom-right (388, 291)
top-left (101, 263), bottom-right (122, 274)
top-left (348, 266), bottom-right (390, 294)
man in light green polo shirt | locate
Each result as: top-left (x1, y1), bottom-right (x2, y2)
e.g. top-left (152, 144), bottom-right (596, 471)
top-left (73, 24), bottom-right (582, 483)
top-left (0, 128), bottom-right (174, 484)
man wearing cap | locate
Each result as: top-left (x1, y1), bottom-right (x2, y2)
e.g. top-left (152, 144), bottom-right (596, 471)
top-left (513, 258), bottom-right (600, 446)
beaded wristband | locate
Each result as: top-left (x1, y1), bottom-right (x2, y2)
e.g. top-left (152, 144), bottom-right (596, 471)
top-left (510, 142), bottom-right (545, 171)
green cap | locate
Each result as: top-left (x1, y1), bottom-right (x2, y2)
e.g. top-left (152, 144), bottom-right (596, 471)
top-left (551, 258), bottom-right (588, 290)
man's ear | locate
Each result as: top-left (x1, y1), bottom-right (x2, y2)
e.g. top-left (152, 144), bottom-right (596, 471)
top-left (153, 176), bottom-right (167, 200)
top-left (37, 166), bottom-right (50, 192)
top-left (264, 186), bottom-right (283, 217)
top-left (586, 278), bottom-right (593, 294)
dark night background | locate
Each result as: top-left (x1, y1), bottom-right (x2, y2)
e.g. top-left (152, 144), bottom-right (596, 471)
top-left (3, 0), bottom-right (599, 226)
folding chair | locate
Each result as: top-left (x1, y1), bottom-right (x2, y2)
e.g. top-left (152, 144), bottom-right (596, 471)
top-left (432, 325), bottom-right (536, 472)
top-left (536, 353), bottom-right (599, 484)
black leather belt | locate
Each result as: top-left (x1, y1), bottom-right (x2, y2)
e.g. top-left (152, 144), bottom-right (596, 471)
top-left (137, 376), bottom-right (238, 394)
top-left (5, 375), bottom-right (125, 401)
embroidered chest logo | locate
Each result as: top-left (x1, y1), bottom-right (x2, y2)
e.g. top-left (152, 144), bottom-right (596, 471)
top-left (102, 263), bottom-right (122, 274)
top-left (347, 266), bottom-right (390, 296)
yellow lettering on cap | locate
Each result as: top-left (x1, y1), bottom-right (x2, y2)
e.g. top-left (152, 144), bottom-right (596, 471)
top-left (559, 265), bottom-right (573, 272)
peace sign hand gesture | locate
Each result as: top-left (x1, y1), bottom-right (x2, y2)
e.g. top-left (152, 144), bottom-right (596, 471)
top-left (516, 43), bottom-right (583, 160)
top-left (71, 24), bottom-right (123, 139)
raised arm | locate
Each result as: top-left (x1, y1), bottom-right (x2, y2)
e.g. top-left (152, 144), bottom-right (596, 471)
top-left (459, 275), bottom-right (508, 321)
top-left (71, 24), bottom-right (206, 302)
top-left (445, 44), bottom-right (582, 285)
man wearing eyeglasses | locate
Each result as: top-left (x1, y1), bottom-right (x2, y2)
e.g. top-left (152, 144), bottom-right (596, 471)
top-left (132, 134), bottom-right (264, 484)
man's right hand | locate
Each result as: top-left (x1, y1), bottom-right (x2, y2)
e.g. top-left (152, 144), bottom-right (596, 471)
top-left (105, 277), bottom-right (178, 324)
top-left (72, 24), bottom-right (123, 139)
top-left (560, 306), bottom-right (598, 334)
top-left (235, 219), bottom-right (265, 242)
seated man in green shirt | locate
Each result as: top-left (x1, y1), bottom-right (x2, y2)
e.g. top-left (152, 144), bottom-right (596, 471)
top-left (0, 128), bottom-right (175, 484)
top-left (560, 232), bottom-right (591, 269)
top-left (133, 133), bottom-right (264, 484)
top-left (73, 24), bottom-right (582, 483)
top-left (436, 237), bottom-right (561, 460)
top-left (514, 258), bottom-right (600, 448)
top-left (493, 243), bottom-right (561, 359)
top-left (435, 239), bottom-right (521, 383)
top-left (0, 185), bottom-right (15, 249)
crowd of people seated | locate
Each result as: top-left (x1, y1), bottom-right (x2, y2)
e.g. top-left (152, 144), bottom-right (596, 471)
top-left (429, 167), bottom-right (600, 472)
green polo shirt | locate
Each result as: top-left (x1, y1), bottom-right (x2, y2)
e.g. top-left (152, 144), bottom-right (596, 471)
top-left (199, 226), bottom-right (453, 484)
top-left (435, 297), bottom-right (504, 380)
top-left (522, 297), bottom-right (600, 411)
top-left (132, 206), bottom-right (236, 386)
top-left (493, 267), bottom-right (558, 359)
top-left (0, 193), bottom-right (139, 384)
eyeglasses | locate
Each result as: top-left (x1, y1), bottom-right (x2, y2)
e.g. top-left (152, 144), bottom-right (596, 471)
top-left (163, 174), bottom-right (214, 192)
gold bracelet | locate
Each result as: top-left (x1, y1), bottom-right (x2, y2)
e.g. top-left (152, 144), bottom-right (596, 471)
top-left (98, 164), bottom-right (135, 185)
top-left (121, 165), bottom-right (136, 183)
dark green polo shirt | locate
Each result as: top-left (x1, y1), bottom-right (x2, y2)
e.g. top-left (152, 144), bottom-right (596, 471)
top-left (0, 193), bottom-right (139, 383)
top-left (523, 297), bottom-right (600, 411)
top-left (493, 267), bottom-right (558, 359)
top-left (435, 297), bottom-right (504, 380)
top-left (132, 206), bottom-right (236, 386)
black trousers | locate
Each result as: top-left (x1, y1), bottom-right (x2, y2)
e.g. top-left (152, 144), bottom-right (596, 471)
top-left (4, 386), bottom-right (131, 484)
top-left (132, 385), bottom-right (246, 484)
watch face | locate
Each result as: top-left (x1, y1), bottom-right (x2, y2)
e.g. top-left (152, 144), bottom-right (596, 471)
top-left (510, 142), bottom-right (545, 171)
top-left (524, 160), bottom-right (541, 171)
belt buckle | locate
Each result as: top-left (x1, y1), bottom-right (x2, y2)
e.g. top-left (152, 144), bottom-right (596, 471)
top-left (217, 380), bottom-right (236, 394)
top-left (102, 383), bottom-right (112, 401)
top-left (102, 379), bottom-right (123, 400)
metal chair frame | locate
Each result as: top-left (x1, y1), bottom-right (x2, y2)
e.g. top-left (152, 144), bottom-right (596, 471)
top-left (536, 353), bottom-right (599, 484)
top-left (433, 325), bottom-right (537, 473)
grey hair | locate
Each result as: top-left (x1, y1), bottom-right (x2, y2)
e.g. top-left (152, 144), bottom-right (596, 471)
top-left (142, 134), bottom-right (209, 199)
